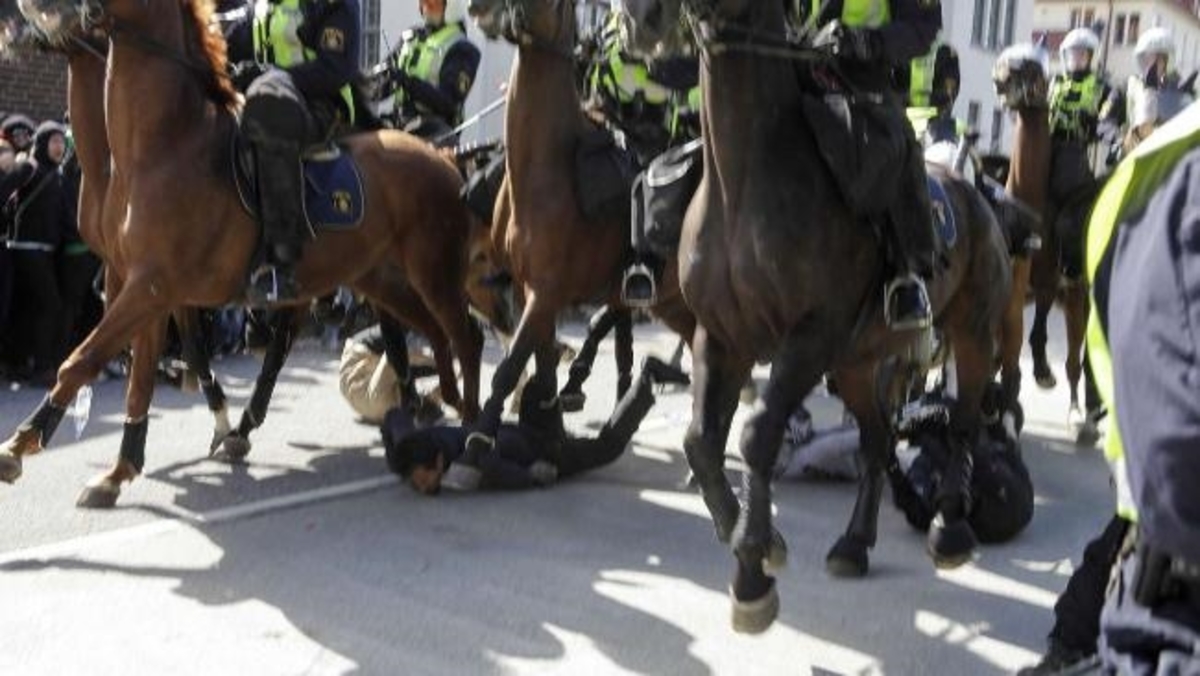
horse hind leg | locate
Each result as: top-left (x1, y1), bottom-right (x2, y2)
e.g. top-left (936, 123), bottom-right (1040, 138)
top-left (77, 315), bottom-right (169, 508)
top-left (731, 329), bottom-right (826, 634)
top-left (1063, 282), bottom-right (1088, 413)
top-left (1029, 276), bottom-right (1058, 389)
top-left (559, 305), bottom-right (622, 412)
top-left (825, 361), bottom-right (895, 579)
top-left (175, 310), bottom-right (233, 453)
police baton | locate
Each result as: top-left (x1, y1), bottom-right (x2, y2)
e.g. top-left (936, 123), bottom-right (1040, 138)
top-left (433, 90), bottom-right (509, 145)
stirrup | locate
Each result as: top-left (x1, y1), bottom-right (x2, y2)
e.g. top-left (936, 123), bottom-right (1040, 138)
top-left (621, 264), bottom-right (657, 308)
top-left (884, 273), bottom-right (932, 330)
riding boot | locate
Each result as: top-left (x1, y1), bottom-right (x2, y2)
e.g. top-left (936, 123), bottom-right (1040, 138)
top-left (886, 138), bottom-right (935, 331)
top-left (623, 172), bottom-right (658, 308)
top-left (598, 367), bottom-right (657, 451)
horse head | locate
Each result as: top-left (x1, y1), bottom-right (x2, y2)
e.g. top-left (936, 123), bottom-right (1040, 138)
top-left (993, 43), bottom-right (1050, 111)
top-left (622, 0), bottom-right (755, 58)
top-left (15, 0), bottom-right (86, 47)
top-left (468, 0), bottom-right (573, 49)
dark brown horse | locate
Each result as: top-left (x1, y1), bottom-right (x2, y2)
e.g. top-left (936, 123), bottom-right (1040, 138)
top-left (440, 0), bottom-right (697, 490)
top-left (623, 0), bottom-right (1012, 633)
top-left (2, 0), bottom-right (484, 505)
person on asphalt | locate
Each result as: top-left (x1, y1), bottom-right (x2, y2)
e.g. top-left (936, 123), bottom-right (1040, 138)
top-left (384, 357), bottom-right (679, 494)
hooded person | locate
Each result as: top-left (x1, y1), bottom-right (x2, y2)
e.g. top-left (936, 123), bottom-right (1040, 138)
top-left (0, 114), bottom-right (36, 155)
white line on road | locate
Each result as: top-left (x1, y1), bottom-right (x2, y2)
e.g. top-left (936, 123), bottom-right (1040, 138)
top-left (0, 475), bottom-right (399, 565)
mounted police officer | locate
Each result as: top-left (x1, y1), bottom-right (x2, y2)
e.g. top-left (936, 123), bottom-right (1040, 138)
top-left (1047, 29), bottom-right (1109, 200)
top-left (381, 0), bottom-right (480, 142)
top-left (805, 0), bottom-right (943, 331)
top-left (225, 0), bottom-right (362, 304)
top-left (1102, 28), bottom-right (1195, 157)
top-left (904, 35), bottom-right (960, 145)
top-left (1086, 100), bottom-right (1200, 675)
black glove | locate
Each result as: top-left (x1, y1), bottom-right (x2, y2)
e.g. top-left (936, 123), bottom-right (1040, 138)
top-left (814, 20), bottom-right (879, 62)
top-left (231, 60), bottom-right (268, 92)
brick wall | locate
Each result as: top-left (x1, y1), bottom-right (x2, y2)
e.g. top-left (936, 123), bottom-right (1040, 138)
top-left (0, 53), bottom-right (68, 125)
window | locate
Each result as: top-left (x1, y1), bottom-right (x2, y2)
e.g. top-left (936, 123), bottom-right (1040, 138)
top-left (1069, 9), bottom-right (1081, 29)
top-left (972, 0), bottom-right (1019, 51)
top-left (1114, 13), bottom-right (1127, 45)
top-left (1083, 8), bottom-right (1096, 28)
top-left (968, 101), bottom-right (981, 131)
top-left (1128, 13), bottom-right (1141, 45)
top-left (360, 0), bottom-right (381, 67)
top-left (991, 108), bottom-right (1005, 151)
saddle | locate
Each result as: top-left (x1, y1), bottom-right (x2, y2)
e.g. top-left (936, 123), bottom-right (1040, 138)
top-left (632, 138), bottom-right (704, 259)
top-left (574, 121), bottom-right (637, 222)
top-left (232, 132), bottom-right (366, 236)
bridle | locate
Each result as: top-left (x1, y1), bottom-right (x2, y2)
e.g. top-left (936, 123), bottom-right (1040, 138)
top-left (677, 0), bottom-right (828, 63)
top-left (494, 0), bottom-right (575, 60)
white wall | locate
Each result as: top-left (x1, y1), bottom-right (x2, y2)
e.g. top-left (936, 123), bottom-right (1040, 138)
top-left (946, 0), bottom-right (1037, 153)
top-left (379, 4), bottom-right (515, 143)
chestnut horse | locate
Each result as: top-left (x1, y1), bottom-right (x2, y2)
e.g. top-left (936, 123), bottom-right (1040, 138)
top-left (2, 0), bottom-right (483, 506)
top-left (623, 0), bottom-right (1011, 632)
top-left (440, 0), bottom-right (697, 490)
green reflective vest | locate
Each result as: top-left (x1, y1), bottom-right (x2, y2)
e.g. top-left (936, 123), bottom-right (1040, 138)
top-left (1085, 101), bottom-right (1200, 520)
top-left (669, 86), bottom-right (702, 140)
top-left (802, 0), bottom-right (892, 28)
top-left (590, 35), bottom-right (672, 108)
top-left (252, 0), bottom-right (354, 123)
top-left (392, 23), bottom-right (469, 124)
top-left (1049, 73), bottom-right (1103, 140)
top-left (909, 41), bottom-right (939, 108)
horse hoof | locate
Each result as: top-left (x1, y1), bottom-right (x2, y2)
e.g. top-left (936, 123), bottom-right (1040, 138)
top-left (441, 462), bottom-right (482, 492)
top-left (764, 528), bottom-right (789, 574)
top-left (1033, 369), bottom-right (1057, 390)
top-left (825, 535), bottom-right (870, 578)
top-left (76, 478), bottom-right (121, 509)
top-left (731, 581), bottom-right (779, 635)
top-left (927, 514), bottom-right (977, 569)
top-left (211, 434), bottom-right (252, 464)
top-left (559, 391), bottom-right (585, 413)
top-left (0, 451), bottom-right (23, 484)
top-left (1075, 421), bottom-right (1100, 447)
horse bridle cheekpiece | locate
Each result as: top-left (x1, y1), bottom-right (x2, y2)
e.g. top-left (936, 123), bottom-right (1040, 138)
top-left (498, 0), bottom-right (569, 55)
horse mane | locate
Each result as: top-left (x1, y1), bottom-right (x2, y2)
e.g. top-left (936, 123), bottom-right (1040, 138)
top-left (182, 0), bottom-right (237, 108)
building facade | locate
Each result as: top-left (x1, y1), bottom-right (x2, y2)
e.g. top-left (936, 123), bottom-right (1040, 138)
top-left (1032, 0), bottom-right (1200, 83)
top-left (945, 0), bottom-right (1037, 153)
top-left (0, 52), bottom-right (68, 126)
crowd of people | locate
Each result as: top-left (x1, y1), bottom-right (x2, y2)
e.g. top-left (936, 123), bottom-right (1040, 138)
top-left (0, 111), bottom-right (102, 387)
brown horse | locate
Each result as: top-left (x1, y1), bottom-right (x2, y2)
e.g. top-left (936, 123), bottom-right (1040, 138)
top-left (1, 0), bottom-right (484, 506)
top-left (623, 0), bottom-right (1012, 632)
top-left (993, 46), bottom-right (1099, 427)
top-left (440, 0), bottom-right (697, 490)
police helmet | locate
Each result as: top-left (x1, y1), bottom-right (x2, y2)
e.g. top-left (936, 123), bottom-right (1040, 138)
top-left (1135, 27), bottom-right (1174, 74)
top-left (1059, 28), bottom-right (1099, 74)
top-left (442, 0), bottom-right (469, 24)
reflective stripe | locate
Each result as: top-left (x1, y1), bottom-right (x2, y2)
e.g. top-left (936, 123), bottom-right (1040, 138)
top-left (1049, 73), bottom-right (1103, 138)
top-left (4, 240), bottom-right (55, 252)
top-left (252, 0), bottom-right (354, 122)
top-left (1085, 100), bottom-right (1200, 521)
top-left (843, 0), bottom-right (891, 28)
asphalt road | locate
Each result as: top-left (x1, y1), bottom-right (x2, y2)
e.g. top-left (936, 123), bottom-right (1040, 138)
top-left (0, 311), bottom-right (1112, 675)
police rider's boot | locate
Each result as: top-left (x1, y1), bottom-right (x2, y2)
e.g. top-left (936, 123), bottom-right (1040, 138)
top-left (599, 367), bottom-right (657, 449)
top-left (642, 355), bottom-right (690, 388)
top-left (622, 261), bottom-right (657, 308)
top-left (885, 272), bottom-right (933, 331)
top-left (1016, 639), bottom-right (1094, 676)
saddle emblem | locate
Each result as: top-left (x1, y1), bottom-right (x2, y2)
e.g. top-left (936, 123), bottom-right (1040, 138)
top-left (332, 190), bottom-right (353, 215)
top-left (927, 175), bottom-right (958, 249)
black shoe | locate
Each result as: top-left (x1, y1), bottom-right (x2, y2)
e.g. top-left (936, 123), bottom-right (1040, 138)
top-left (642, 355), bottom-right (690, 388)
top-left (246, 265), bottom-right (298, 305)
top-left (885, 273), bottom-right (932, 330)
top-left (311, 295), bottom-right (345, 326)
top-left (622, 264), bottom-right (657, 308)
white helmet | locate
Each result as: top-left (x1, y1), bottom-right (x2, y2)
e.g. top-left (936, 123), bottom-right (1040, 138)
top-left (425, 0), bottom-right (469, 24)
top-left (1135, 27), bottom-right (1174, 74)
top-left (1059, 28), bottom-right (1099, 73)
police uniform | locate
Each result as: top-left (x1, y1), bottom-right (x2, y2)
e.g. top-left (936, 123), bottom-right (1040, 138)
top-left (385, 19), bottom-right (480, 141)
top-left (1047, 70), bottom-right (1110, 200)
top-left (1086, 101), bottom-right (1200, 673)
top-left (800, 0), bottom-right (942, 330)
top-left (905, 39), bottom-right (961, 145)
top-left (226, 0), bottom-right (362, 303)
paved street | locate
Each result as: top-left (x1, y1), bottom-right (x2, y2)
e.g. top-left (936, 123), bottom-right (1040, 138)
top-left (0, 310), bottom-right (1111, 675)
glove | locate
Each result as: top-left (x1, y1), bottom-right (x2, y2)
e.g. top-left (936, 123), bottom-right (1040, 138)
top-left (231, 60), bottom-right (268, 92)
top-left (814, 20), bottom-right (879, 62)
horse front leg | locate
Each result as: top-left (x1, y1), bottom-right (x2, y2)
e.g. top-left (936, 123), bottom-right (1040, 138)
top-left (1, 276), bottom-right (167, 483)
top-left (1000, 257), bottom-right (1031, 422)
top-left (176, 309), bottom-right (233, 453)
top-left (559, 305), bottom-right (621, 412)
top-left (1028, 256), bottom-right (1058, 389)
top-left (77, 315), bottom-right (168, 508)
top-left (731, 328), bottom-right (826, 634)
top-left (1062, 280), bottom-right (1089, 414)
top-left (825, 360), bottom-right (895, 579)
top-left (441, 292), bottom-right (554, 491)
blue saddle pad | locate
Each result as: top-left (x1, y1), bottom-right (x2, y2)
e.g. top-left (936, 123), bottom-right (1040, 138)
top-left (927, 174), bottom-right (957, 249)
top-left (303, 153), bottom-right (364, 231)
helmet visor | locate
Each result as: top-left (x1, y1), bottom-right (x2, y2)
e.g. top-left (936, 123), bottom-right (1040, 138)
top-left (1137, 52), bottom-right (1165, 75)
top-left (1063, 48), bottom-right (1092, 72)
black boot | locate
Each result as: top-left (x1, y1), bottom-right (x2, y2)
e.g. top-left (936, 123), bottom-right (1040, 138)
top-left (599, 369), bottom-right (657, 449)
top-left (887, 122), bottom-right (937, 331)
top-left (642, 355), bottom-right (690, 388)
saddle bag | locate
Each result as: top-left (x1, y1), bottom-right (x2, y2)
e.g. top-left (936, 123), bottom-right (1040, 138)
top-left (462, 149), bottom-right (507, 223)
top-left (635, 138), bottom-right (703, 258)
top-left (574, 123), bottom-right (636, 222)
top-left (799, 93), bottom-right (907, 216)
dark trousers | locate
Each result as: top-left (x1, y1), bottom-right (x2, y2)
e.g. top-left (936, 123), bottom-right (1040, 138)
top-left (1050, 514), bottom-right (1132, 653)
top-left (57, 250), bottom-right (102, 354)
top-left (9, 250), bottom-right (63, 374)
top-left (1100, 549), bottom-right (1200, 674)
